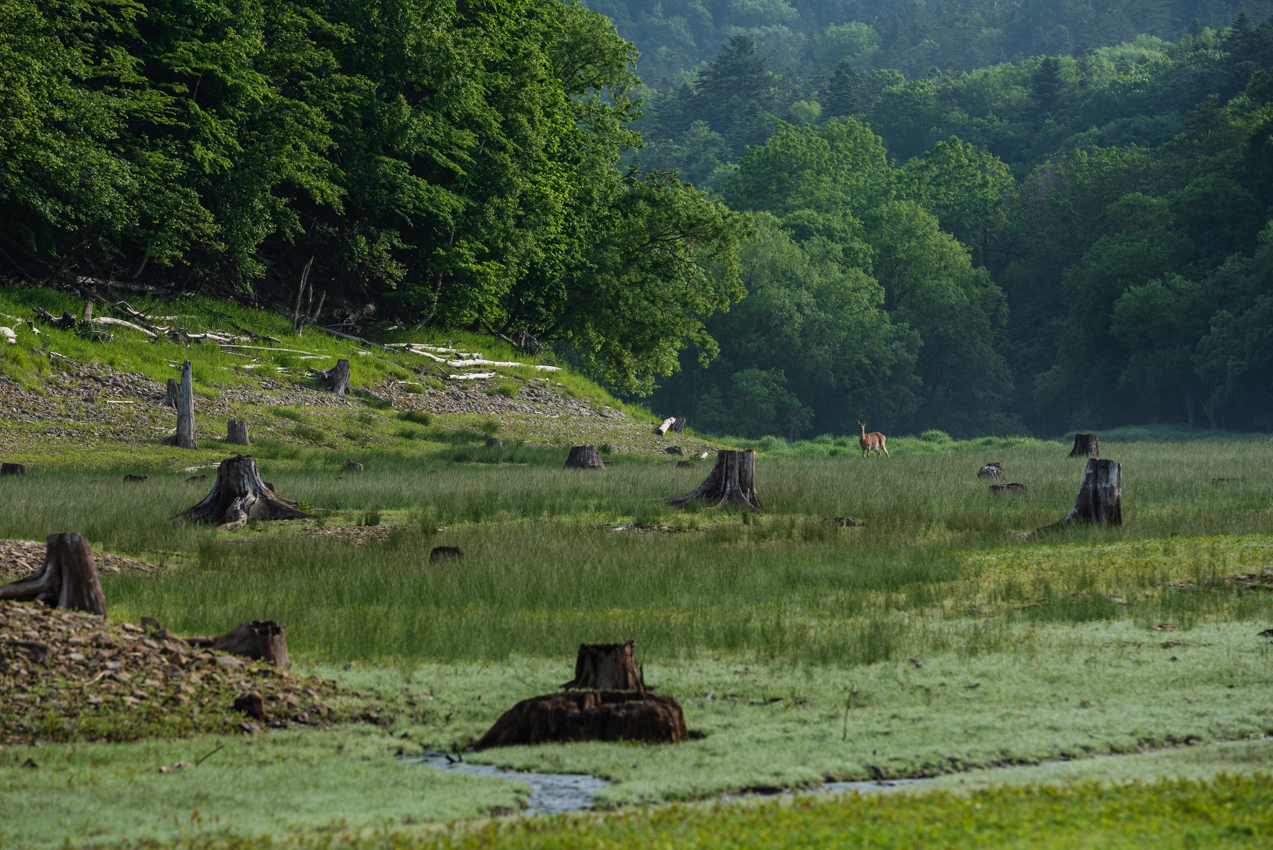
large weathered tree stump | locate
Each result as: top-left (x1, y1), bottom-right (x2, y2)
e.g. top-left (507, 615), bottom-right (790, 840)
top-left (225, 419), bottom-right (249, 446)
top-left (473, 690), bottom-right (687, 749)
top-left (562, 641), bottom-right (645, 691)
top-left (185, 620), bottom-right (291, 669)
top-left (172, 454), bottom-right (313, 530)
top-left (160, 378), bottom-right (180, 408)
top-left (564, 444), bottom-right (604, 469)
top-left (175, 360), bottom-right (197, 449)
top-left (327, 359), bottom-right (350, 397)
top-left (1069, 433), bottom-right (1100, 458)
top-left (0, 532), bottom-right (106, 615)
top-left (1, 463), bottom-right (25, 476)
top-left (665, 449), bottom-right (761, 511)
top-left (1044, 458), bottom-right (1121, 529)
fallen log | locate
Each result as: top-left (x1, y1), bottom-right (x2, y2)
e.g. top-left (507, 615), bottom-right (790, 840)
top-left (664, 449), bottom-right (761, 511)
top-left (562, 641), bottom-right (645, 691)
top-left (185, 620), bottom-right (290, 669)
top-left (654, 417), bottom-right (676, 436)
top-left (0, 532), bottom-right (106, 615)
top-left (1069, 433), bottom-right (1100, 458)
top-left (172, 454), bottom-right (313, 530)
top-left (1043, 458), bottom-right (1121, 529)
top-left (564, 444), bottom-right (605, 469)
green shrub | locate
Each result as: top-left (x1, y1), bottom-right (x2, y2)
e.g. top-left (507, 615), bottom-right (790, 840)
top-left (919, 429), bottom-right (953, 443)
top-left (480, 418), bottom-right (500, 436)
top-left (398, 410), bottom-right (431, 426)
top-left (292, 425), bottom-right (326, 442)
top-left (492, 380), bottom-right (520, 398)
top-left (358, 509), bottom-right (381, 527)
top-left (271, 407), bottom-right (304, 422)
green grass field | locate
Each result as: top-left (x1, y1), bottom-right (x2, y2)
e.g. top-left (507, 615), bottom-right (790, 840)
top-left (3, 286), bottom-right (1273, 846)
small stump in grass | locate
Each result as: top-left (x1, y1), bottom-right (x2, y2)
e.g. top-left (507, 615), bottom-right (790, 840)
top-left (474, 691), bottom-right (687, 749)
top-left (977, 462), bottom-right (1002, 478)
top-left (1, 463), bottom-right (26, 476)
top-left (990, 482), bottom-right (1027, 494)
top-left (172, 454), bottom-right (313, 530)
top-left (430, 546), bottom-right (464, 562)
top-left (1069, 433), bottom-right (1100, 458)
top-left (564, 444), bottom-right (604, 469)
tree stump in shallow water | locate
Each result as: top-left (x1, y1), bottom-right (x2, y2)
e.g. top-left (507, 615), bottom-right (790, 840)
top-left (562, 641), bottom-right (645, 692)
top-left (226, 420), bottom-right (249, 446)
top-left (185, 620), bottom-right (290, 669)
top-left (564, 444), bottom-right (604, 469)
top-left (174, 360), bottom-right (197, 449)
top-left (1043, 458), bottom-right (1121, 529)
top-left (172, 455), bottom-right (313, 530)
top-left (473, 690), bottom-right (687, 749)
top-left (327, 359), bottom-right (350, 397)
top-left (0, 532), bottom-right (106, 614)
top-left (1, 463), bottom-right (25, 476)
top-left (1069, 433), bottom-right (1100, 458)
top-left (665, 450), bottom-right (761, 511)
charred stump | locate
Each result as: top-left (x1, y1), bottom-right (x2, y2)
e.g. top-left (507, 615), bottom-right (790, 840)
top-left (175, 360), bottom-right (197, 449)
top-left (473, 690), bottom-right (687, 749)
top-left (1043, 458), bottom-right (1121, 529)
top-left (226, 420), bottom-right (250, 446)
top-left (0, 532), bottom-right (106, 615)
top-left (665, 449), bottom-right (761, 511)
top-left (1, 463), bottom-right (25, 476)
top-left (430, 546), bottom-right (464, 562)
top-left (160, 378), bottom-right (180, 408)
top-left (186, 620), bottom-right (290, 669)
top-left (172, 454), bottom-right (313, 530)
top-left (327, 359), bottom-right (351, 397)
top-left (563, 641), bottom-right (645, 692)
top-left (564, 444), bottom-right (604, 469)
top-left (1069, 433), bottom-right (1100, 458)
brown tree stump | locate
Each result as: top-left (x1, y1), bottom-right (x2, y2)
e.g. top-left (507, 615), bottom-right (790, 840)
top-left (430, 546), bottom-right (464, 562)
top-left (670, 417), bottom-right (686, 433)
top-left (327, 359), bottom-right (351, 396)
top-left (1044, 458), bottom-right (1121, 529)
top-left (564, 444), bottom-right (604, 469)
top-left (1069, 433), bottom-right (1100, 458)
top-left (175, 360), bottom-right (197, 449)
top-left (1, 463), bottom-right (25, 476)
top-left (473, 690), bottom-right (687, 749)
top-left (665, 449), bottom-right (761, 511)
top-left (0, 532), bottom-right (106, 615)
top-left (160, 378), bottom-right (179, 408)
top-left (172, 454), bottom-right (313, 530)
top-left (562, 641), bottom-right (645, 691)
top-left (485, 437), bottom-right (503, 448)
top-left (185, 620), bottom-right (291, 669)
top-left (226, 419), bottom-right (250, 446)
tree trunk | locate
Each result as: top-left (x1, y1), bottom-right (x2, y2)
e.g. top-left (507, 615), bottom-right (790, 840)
top-left (1044, 458), bottom-right (1121, 529)
top-left (175, 360), bottom-right (196, 449)
top-left (185, 620), bottom-right (290, 669)
top-left (0, 463), bottom-right (25, 476)
top-left (172, 454), bottom-right (313, 530)
top-left (670, 417), bottom-right (686, 433)
top-left (0, 532), bottom-right (106, 615)
top-left (161, 378), bottom-right (180, 408)
top-left (564, 444), bottom-right (604, 469)
top-left (562, 641), bottom-right (645, 691)
top-left (1068, 433), bottom-right (1099, 458)
top-left (665, 449), bottom-right (762, 511)
top-left (327, 359), bottom-right (350, 396)
top-left (654, 417), bottom-right (676, 436)
top-left (226, 419), bottom-right (249, 446)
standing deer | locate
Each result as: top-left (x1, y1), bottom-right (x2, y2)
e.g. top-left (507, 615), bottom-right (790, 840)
top-left (856, 420), bottom-right (889, 458)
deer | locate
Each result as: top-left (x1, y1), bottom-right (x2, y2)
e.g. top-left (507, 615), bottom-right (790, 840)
top-left (856, 420), bottom-right (889, 458)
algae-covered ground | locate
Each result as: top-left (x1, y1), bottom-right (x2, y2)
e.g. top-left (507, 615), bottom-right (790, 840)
top-left (2, 287), bottom-right (1272, 847)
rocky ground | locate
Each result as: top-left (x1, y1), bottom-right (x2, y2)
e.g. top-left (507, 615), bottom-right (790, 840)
top-left (0, 600), bottom-right (381, 744)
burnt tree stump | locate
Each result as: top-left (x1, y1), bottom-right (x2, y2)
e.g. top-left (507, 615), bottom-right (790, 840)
top-left (1044, 458), bottom-right (1121, 529)
top-left (226, 420), bottom-right (250, 446)
top-left (564, 444), bottom-right (604, 469)
top-left (327, 359), bottom-right (351, 397)
top-left (430, 546), bottom-right (464, 562)
top-left (563, 641), bottom-right (645, 692)
top-left (172, 454), bottom-right (313, 530)
top-left (161, 378), bottom-right (180, 408)
top-left (1, 463), bottom-right (25, 476)
top-left (485, 437), bottom-right (504, 448)
top-left (473, 690), bottom-right (687, 749)
top-left (174, 360), bottom-right (197, 449)
top-left (665, 449), bottom-right (761, 511)
top-left (0, 532), bottom-right (106, 615)
top-left (186, 620), bottom-right (291, 669)
top-left (1069, 433), bottom-right (1100, 458)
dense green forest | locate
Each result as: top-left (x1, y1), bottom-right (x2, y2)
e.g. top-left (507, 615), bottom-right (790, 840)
top-left (2, 1), bottom-right (1273, 437)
